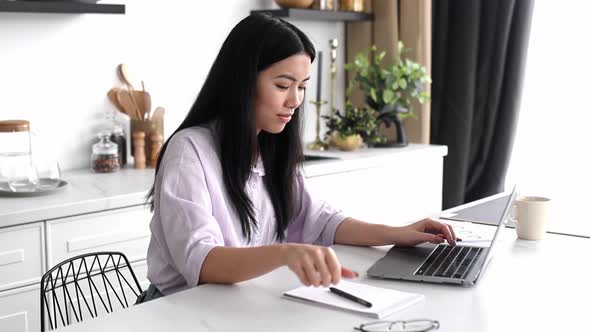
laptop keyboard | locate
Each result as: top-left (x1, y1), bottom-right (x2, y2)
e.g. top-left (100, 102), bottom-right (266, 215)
top-left (414, 245), bottom-right (483, 279)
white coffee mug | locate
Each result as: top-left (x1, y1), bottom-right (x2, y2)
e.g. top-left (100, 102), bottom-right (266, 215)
top-left (510, 196), bottom-right (551, 240)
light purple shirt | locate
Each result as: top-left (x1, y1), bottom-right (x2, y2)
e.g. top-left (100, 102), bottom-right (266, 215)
top-left (146, 125), bottom-right (347, 295)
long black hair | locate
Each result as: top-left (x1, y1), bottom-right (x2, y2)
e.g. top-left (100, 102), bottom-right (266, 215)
top-left (147, 13), bottom-right (316, 242)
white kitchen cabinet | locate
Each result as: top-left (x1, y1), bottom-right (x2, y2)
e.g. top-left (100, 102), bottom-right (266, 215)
top-left (46, 206), bottom-right (153, 268)
top-left (0, 207), bottom-right (151, 332)
top-left (0, 223), bottom-right (45, 292)
top-left (0, 284), bottom-right (40, 332)
top-left (305, 151), bottom-right (444, 225)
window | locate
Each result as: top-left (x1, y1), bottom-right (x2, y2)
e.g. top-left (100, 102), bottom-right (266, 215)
top-left (505, 1), bottom-right (590, 236)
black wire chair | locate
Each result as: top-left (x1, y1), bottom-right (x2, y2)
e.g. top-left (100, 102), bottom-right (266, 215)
top-left (40, 251), bottom-right (143, 331)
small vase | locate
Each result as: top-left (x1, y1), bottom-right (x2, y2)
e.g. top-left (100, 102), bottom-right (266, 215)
top-left (374, 114), bottom-right (408, 148)
top-left (364, 96), bottom-right (408, 148)
top-left (330, 133), bottom-right (363, 151)
top-left (374, 113), bottom-right (408, 148)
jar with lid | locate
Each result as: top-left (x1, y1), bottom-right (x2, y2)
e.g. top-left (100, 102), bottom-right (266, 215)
top-left (0, 120), bottom-right (39, 192)
top-left (91, 131), bottom-right (120, 173)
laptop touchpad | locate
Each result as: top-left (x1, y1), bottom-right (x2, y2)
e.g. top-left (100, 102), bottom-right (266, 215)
top-left (368, 243), bottom-right (437, 277)
top-left (386, 243), bottom-right (436, 263)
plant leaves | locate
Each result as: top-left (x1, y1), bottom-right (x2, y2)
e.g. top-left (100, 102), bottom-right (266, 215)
top-left (347, 42), bottom-right (431, 130)
top-left (376, 51), bottom-right (386, 65)
top-left (383, 90), bottom-right (394, 104)
top-left (399, 79), bottom-right (407, 90)
top-left (370, 88), bottom-right (377, 102)
top-left (355, 54), bottom-right (369, 69)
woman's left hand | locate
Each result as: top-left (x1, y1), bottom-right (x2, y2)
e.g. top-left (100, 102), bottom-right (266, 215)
top-left (391, 218), bottom-right (458, 247)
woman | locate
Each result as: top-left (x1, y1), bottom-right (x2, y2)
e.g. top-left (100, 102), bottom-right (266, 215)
top-left (141, 13), bottom-right (456, 302)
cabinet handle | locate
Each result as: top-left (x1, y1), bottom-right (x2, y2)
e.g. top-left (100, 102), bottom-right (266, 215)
top-left (67, 232), bottom-right (150, 253)
top-left (0, 249), bottom-right (25, 267)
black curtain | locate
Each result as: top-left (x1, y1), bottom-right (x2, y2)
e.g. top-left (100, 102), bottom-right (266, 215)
top-left (431, 0), bottom-right (535, 209)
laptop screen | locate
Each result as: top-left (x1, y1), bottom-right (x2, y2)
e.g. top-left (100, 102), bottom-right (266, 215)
top-left (479, 185), bottom-right (518, 268)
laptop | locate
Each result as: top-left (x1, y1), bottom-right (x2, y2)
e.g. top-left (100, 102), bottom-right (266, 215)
top-left (367, 186), bottom-right (517, 286)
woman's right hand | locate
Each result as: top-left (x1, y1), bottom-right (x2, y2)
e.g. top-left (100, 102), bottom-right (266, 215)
top-left (280, 244), bottom-right (358, 287)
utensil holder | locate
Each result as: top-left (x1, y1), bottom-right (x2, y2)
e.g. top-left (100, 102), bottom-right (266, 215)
top-left (130, 118), bottom-right (164, 168)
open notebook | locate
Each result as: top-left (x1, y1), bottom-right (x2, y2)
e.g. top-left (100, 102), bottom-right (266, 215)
top-left (283, 280), bottom-right (424, 319)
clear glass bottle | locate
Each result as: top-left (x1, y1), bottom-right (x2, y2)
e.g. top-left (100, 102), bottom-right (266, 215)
top-left (91, 131), bottom-right (120, 173)
top-left (0, 120), bottom-right (39, 192)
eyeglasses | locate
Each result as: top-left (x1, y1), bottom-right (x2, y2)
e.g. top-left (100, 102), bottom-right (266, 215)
top-left (354, 319), bottom-right (440, 332)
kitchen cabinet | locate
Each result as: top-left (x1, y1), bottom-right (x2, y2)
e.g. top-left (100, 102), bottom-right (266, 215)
top-left (46, 206), bottom-right (152, 268)
top-left (0, 207), bottom-right (150, 332)
top-left (0, 223), bottom-right (45, 292)
top-left (0, 284), bottom-right (40, 332)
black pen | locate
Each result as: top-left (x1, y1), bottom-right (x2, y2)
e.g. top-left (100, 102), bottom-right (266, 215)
top-left (329, 287), bottom-right (372, 308)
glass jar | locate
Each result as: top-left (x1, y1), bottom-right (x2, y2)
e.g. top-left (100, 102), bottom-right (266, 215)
top-left (91, 131), bottom-right (120, 173)
top-left (0, 120), bottom-right (39, 192)
top-left (110, 125), bottom-right (127, 167)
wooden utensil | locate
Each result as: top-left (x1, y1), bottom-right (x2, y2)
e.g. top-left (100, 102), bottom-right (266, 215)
top-left (117, 63), bottom-right (137, 89)
top-left (117, 63), bottom-right (143, 117)
top-left (130, 90), bottom-right (148, 119)
top-left (117, 89), bottom-right (141, 119)
top-left (107, 88), bottom-right (125, 114)
top-left (151, 106), bottom-right (165, 122)
top-left (141, 81), bottom-right (152, 119)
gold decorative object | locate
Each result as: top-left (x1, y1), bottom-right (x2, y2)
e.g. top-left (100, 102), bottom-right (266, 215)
top-left (274, 0), bottom-right (314, 9)
top-left (329, 38), bottom-right (338, 114)
top-left (339, 0), bottom-right (365, 12)
top-left (307, 100), bottom-right (329, 151)
top-left (330, 133), bottom-right (363, 151)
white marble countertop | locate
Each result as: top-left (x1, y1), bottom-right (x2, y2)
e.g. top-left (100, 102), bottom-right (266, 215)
top-left (0, 144), bottom-right (447, 229)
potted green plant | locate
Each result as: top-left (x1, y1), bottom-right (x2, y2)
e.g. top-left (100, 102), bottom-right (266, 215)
top-left (322, 103), bottom-right (383, 151)
top-left (345, 41), bottom-right (431, 147)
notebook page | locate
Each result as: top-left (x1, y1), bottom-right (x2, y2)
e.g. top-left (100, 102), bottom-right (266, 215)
top-left (283, 280), bottom-right (424, 319)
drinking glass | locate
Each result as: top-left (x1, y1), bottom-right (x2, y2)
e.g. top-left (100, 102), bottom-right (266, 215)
top-left (35, 159), bottom-right (62, 190)
top-left (6, 161), bottom-right (38, 192)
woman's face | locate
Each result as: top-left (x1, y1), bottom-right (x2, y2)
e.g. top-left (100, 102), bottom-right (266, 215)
top-left (254, 53), bottom-right (311, 134)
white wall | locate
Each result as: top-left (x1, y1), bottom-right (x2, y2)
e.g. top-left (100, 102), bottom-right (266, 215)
top-left (0, 0), bottom-right (346, 170)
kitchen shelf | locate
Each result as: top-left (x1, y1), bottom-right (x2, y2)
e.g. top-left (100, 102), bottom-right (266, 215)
top-left (250, 8), bottom-right (373, 22)
top-left (0, 1), bottom-right (125, 14)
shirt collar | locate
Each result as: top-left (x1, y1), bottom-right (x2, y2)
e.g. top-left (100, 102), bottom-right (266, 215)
top-left (251, 156), bottom-right (265, 177)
